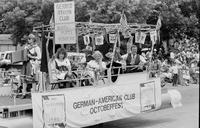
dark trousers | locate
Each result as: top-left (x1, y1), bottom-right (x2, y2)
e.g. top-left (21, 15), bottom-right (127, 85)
top-left (173, 74), bottom-right (178, 86)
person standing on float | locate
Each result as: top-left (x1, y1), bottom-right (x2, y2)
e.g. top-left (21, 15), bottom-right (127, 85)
top-left (21, 33), bottom-right (41, 99)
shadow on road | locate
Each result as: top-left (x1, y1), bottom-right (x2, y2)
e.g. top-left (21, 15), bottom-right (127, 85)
top-left (86, 118), bottom-right (175, 128)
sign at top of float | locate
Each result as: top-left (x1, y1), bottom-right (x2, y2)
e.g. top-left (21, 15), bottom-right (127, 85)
top-left (54, 1), bottom-right (76, 44)
top-left (54, 1), bottom-right (75, 24)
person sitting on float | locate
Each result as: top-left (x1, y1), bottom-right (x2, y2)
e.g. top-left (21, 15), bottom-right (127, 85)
top-left (122, 45), bottom-right (146, 73)
top-left (82, 45), bottom-right (94, 62)
top-left (86, 50), bottom-right (107, 85)
top-left (52, 48), bottom-right (73, 88)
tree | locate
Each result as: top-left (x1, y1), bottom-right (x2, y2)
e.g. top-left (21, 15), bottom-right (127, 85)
top-left (0, 0), bottom-right (199, 45)
top-left (1, 0), bottom-right (42, 45)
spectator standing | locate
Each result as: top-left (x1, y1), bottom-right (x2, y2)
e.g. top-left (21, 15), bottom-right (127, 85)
top-left (171, 61), bottom-right (179, 86)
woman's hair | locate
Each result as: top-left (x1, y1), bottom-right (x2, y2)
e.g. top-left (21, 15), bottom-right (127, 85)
top-left (55, 48), bottom-right (67, 59)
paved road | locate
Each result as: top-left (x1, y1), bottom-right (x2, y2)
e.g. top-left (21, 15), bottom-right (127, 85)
top-left (101, 84), bottom-right (199, 128)
top-left (0, 84), bottom-right (198, 128)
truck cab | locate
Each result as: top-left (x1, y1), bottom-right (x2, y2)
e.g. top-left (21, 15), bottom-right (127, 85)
top-left (0, 51), bottom-right (13, 67)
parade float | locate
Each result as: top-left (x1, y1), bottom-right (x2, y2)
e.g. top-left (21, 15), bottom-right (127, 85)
top-left (0, 1), bottom-right (182, 128)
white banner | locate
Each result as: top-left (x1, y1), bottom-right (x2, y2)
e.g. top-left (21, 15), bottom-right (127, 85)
top-left (42, 94), bottom-right (66, 127)
top-left (54, 1), bottom-right (75, 24)
top-left (55, 23), bottom-right (76, 44)
top-left (150, 31), bottom-right (157, 45)
top-left (32, 73), bottom-right (162, 128)
top-left (54, 2), bottom-right (76, 44)
top-left (140, 81), bottom-right (156, 111)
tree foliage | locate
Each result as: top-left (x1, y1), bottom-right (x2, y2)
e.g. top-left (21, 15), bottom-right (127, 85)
top-left (0, 0), bottom-right (199, 45)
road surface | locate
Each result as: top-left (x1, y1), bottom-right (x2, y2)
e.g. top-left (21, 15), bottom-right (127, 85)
top-left (101, 84), bottom-right (199, 128)
top-left (0, 84), bottom-right (199, 128)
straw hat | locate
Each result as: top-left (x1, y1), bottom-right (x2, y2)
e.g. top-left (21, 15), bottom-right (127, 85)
top-left (28, 33), bottom-right (36, 39)
top-left (28, 33), bottom-right (37, 42)
top-left (92, 51), bottom-right (103, 60)
top-left (105, 52), bottom-right (114, 59)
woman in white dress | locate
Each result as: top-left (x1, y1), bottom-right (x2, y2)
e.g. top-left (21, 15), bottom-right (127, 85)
top-left (53, 48), bottom-right (72, 80)
top-left (86, 51), bottom-right (107, 85)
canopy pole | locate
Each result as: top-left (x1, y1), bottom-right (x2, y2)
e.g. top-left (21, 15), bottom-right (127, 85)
top-left (109, 30), bottom-right (119, 69)
top-left (76, 28), bottom-right (79, 53)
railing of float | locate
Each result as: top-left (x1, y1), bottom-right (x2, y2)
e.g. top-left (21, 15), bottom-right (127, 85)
top-left (48, 66), bottom-right (123, 89)
top-left (47, 64), bottom-right (159, 90)
top-left (0, 70), bottom-right (36, 105)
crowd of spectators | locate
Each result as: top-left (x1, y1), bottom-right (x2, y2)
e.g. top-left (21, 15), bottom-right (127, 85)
top-left (149, 37), bottom-right (199, 86)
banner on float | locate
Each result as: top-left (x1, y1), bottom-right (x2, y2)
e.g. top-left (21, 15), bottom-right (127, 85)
top-left (54, 1), bottom-right (75, 24)
top-left (54, 2), bottom-right (76, 44)
top-left (42, 94), bottom-right (66, 127)
top-left (32, 75), bottom-right (161, 128)
top-left (140, 81), bottom-right (156, 111)
top-left (55, 23), bottom-right (76, 44)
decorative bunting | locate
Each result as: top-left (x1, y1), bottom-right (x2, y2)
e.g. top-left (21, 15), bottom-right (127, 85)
top-left (135, 32), bottom-right (146, 44)
top-left (83, 35), bottom-right (90, 45)
top-left (135, 31), bottom-right (141, 43)
top-left (95, 35), bottom-right (104, 45)
top-left (109, 33), bottom-right (117, 44)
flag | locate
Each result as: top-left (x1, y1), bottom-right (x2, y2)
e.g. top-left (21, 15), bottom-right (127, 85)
top-left (40, 32), bottom-right (48, 73)
top-left (49, 14), bottom-right (54, 29)
top-left (156, 16), bottom-right (161, 30)
top-left (40, 14), bottom-right (54, 73)
top-left (120, 11), bottom-right (129, 36)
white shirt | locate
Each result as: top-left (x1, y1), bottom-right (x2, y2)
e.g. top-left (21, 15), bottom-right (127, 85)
top-left (122, 54), bottom-right (146, 64)
top-left (87, 60), bottom-right (106, 70)
top-left (171, 65), bottom-right (179, 74)
top-left (170, 52), bottom-right (175, 59)
top-left (55, 58), bottom-right (71, 72)
top-left (27, 45), bottom-right (41, 60)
